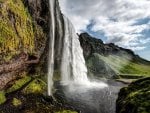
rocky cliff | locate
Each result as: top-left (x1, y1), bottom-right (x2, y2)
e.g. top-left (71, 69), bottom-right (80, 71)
top-left (0, 0), bottom-right (49, 90)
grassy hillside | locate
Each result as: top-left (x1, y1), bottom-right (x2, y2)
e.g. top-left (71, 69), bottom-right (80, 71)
top-left (92, 53), bottom-right (150, 78)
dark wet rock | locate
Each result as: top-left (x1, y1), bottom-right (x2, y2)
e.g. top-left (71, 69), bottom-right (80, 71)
top-left (79, 33), bottom-right (104, 59)
top-left (116, 77), bottom-right (150, 113)
top-left (23, 0), bottom-right (49, 33)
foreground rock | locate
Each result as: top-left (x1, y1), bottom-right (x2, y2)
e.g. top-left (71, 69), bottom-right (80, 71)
top-left (116, 77), bottom-right (150, 113)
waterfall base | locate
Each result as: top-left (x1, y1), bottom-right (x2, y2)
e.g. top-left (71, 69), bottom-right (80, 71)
top-left (54, 80), bottom-right (126, 113)
top-left (61, 80), bottom-right (108, 93)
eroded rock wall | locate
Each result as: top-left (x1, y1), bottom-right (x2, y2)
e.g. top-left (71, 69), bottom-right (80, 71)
top-left (0, 0), bottom-right (49, 90)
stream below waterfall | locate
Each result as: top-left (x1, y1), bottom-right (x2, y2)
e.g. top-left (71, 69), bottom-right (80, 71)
top-left (54, 80), bottom-right (126, 113)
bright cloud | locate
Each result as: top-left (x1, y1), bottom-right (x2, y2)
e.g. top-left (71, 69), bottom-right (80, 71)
top-left (59, 0), bottom-right (150, 51)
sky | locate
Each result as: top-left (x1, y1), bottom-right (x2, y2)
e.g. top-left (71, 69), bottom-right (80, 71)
top-left (59, 0), bottom-right (150, 61)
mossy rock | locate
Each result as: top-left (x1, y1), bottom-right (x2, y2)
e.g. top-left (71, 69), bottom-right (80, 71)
top-left (23, 79), bottom-right (46, 94)
top-left (0, 91), bottom-right (6, 105)
top-left (12, 98), bottom-right (22, 107)
top-left (116, 77), bottom-right (150, 113)
top-left (0, 0), bottom-right (35, 61)
top-left (0, 76), bottom-right (31, 105)
top-left (6, 76), bottom-right (31, 94)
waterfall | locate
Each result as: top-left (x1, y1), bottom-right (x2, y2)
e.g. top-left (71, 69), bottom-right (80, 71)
top-left (61, 16), bottom-right (88, 85)
top-left (48, 0), bottom-right (108, 96)
top-left (48, 0), bottom-right (55, 96)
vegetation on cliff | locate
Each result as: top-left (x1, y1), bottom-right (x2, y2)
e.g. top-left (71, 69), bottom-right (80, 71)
top-left (0, 0), bottom-right (34, 62)
top-left (0, 91), bottom-right (6, 104)
top-left (0, 0), bottom-right (45, 63)
top-left (116, 77), bottom-right (150, 113)
top-left (98, 54), bottom-right (150, 76)
top-left (86, 53), bottom-right (116, 78)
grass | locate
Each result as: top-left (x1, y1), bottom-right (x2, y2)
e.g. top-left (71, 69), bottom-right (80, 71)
top-left (120, 62), bottom-right (150, 75)
top-left (93, 53), bottom-right (150, 78)
top-left (23, 79), bottom-right (46, 94)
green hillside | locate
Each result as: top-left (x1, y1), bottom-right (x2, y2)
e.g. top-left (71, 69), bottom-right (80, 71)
top-left (90, 53), bottom-right (150, 78)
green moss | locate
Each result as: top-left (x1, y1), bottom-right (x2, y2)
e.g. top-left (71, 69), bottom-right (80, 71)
top-left (6, 76), bottom-right (31, 93)
top-left (0, 0), bottom-right (35, 62)
top-left (0, 91), bottom-right (6, 105)
top-left (23, 79), bottom-right (46, 94)
top-left (55, 110), bottom-right (77, 113)
top-left (12, 98), bottom-right (22, 106)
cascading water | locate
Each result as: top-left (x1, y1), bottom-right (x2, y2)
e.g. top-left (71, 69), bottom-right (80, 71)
top-left (61, 16), bottom-right (89, 85)
top-left (48, 0), bottom-right (107, 96)
top-left (48, 0), bottom-right (55, 96)
top-left (61, 16), bottom-right (108, 88)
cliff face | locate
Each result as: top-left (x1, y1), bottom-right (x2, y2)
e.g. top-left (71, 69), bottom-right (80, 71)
top-left (23, 0), bottom-right (49, 56)
top-left (0, 0), bottom-right (48, 90)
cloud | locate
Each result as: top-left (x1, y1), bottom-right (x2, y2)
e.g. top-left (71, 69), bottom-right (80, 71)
top-left (59, 0), bottom-right (150, 51)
